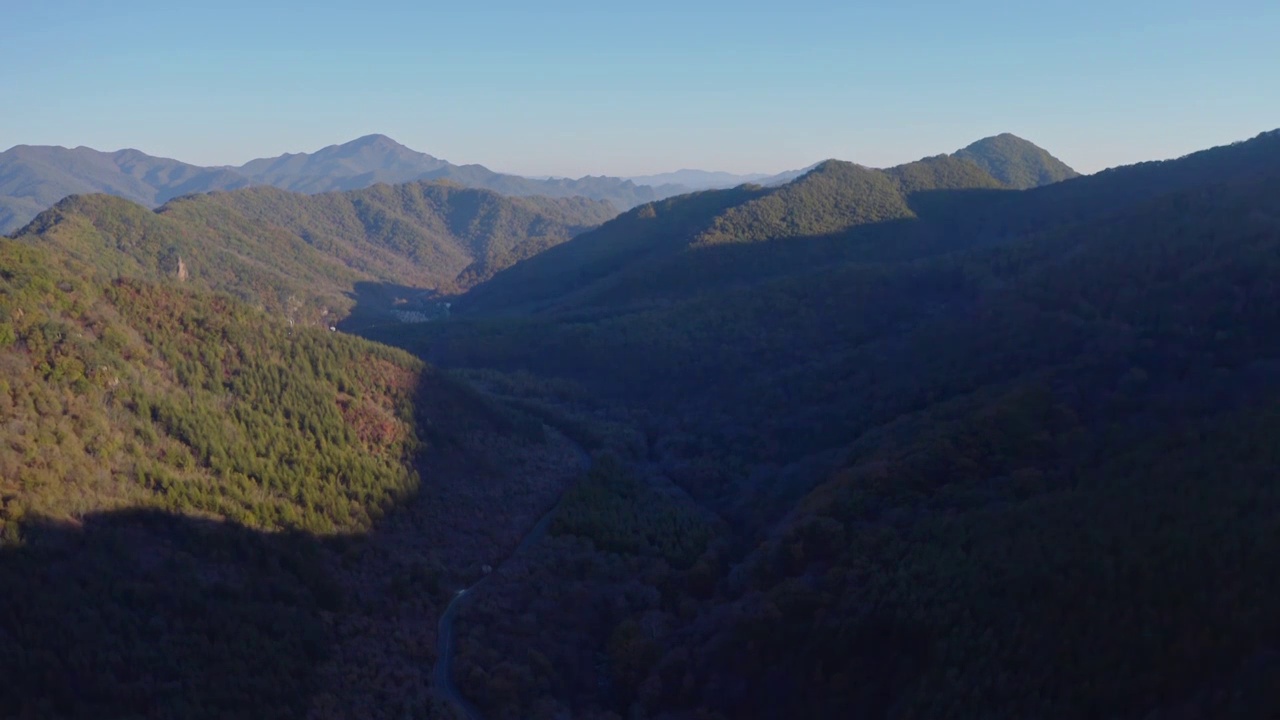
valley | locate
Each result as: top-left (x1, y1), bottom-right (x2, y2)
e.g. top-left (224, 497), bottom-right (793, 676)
top-left (3, 127), bottom-right (1280, 719)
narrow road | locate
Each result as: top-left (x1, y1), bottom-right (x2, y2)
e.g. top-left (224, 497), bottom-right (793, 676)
top-left (433, 587), bottom-right (485, 720)
top-left (433, 440), bottom-right (591, 719)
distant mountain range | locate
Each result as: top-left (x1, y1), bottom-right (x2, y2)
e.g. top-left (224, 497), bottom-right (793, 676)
top-left (626, 133), bottom-right (1077, 192)
top-left (625, 166), bottom-right (813, 190)
top-left (0, 145), bottom-right (253, 235)
top-left (0, 133), bottom-right (1078, 233)
top-left (227, 134), bottom-right (692, 209)
top-left (230, 134), bottom-right (454, 192)
top-left (0, 136), bottom-right (682, 233)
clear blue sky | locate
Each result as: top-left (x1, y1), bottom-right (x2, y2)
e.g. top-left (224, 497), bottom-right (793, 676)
top-left (2, 0), bottom-right (1277, 177)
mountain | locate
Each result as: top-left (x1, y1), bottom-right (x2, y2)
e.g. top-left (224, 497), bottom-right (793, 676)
top-left (458, 130), bottom-right (1280, 320)
top-left (627, 164), bottom-right (818, 191)
top-left (233, 134), bottom-right (452, 193)
top-left (418, 164), bottom-right (687, 212)
top-left (0, 144), bottom-right (252, 232)
top-left (195, 181), bottom-right (616, 293)
top-left (9, 128), bottom-right (1280, 719)
top-left (233, 135), bottom-right (690, 210)
top-left (0, 230), bottom-right (584, 718)
top-left (629, 136), bottom-right (1073, 195)
top-left (627, 169), bottom-right (775, 190)
top-left (952, 132), bottom-right (1080, 188)
top-left (755, 162), bottom-right (820, 186)
top-left (0, 136), bottom-right (681, 234)
top-left (0, 135), bottom-right (1074, 234)
top-left (456, 153), bottom-right (1006, 315)
top-left (0, 197), bottom-right (43, 236)
top-left (11, 180), bottom-right (614, 328)
top-left (367, 128), bottom-right (1280, 719)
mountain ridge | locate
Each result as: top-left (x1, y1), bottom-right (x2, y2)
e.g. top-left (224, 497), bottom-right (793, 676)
top-left (952, 132), bottom-right (1080, 188)
top-left (1, 133), bottom-right (1077, 234)
top-left (0, 136), bottom-right (675, 233)
top-left (456, 152), bottom-right (1008, 315)
top-left (11, 179), bottom-right (615, 327)
top-left (372, 127), bottom-right (1280, 718)
top-left (5, 125), bottom-right (1280, 719)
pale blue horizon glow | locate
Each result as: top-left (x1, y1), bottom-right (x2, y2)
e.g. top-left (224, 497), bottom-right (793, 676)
top-left (2, 0), bottom-right (1277, 177)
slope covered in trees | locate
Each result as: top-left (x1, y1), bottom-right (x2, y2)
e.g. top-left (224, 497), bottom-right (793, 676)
top-left (10, 181), bottom-right (614, 327)
top-left (6, 126), bottom-right (1280, 718)
top-left (0, 237), bottom-right (434, 532)
top-left (457, 154), bottom-right (1007, 315)
top-left (372, 128), bottom-right (1280, 718)
top-left (12, 193), bottom-right (368, 325)
top-left (195, 181), bottom-right (616, 289)
top-left (0, 232), bottom-right (585, 718)
top-left (952, 133), bottom-right (1080, 188)
top-left (457, 131), bottom-right (1280, 320)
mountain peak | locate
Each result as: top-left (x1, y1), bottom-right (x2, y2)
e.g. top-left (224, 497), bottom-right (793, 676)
top-left (325, 134), bottom-right (424, 160)
top-left (961, 133), bottom-right (1045, 153)
top-left (953, 134), bottom-right (1079, 189)
top-left (343, 134), bottom-right (405, 151)
top-left (799, 159), bottom-right (870, 180)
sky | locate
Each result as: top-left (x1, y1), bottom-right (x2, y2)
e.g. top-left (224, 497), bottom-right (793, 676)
top-left (1, 0), bottom-right (1277, 177)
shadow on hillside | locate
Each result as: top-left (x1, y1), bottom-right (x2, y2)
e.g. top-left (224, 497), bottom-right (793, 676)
top-left (332, 185), bottom-right (1030, 339)
top-left (0, 362), bottom-right (574, 719)
top-left (0, 509), bottom-right (343, 719)
top-left (446, 186), bottom-right (1031, 319)
top-left (337, 280), bottom-right (452, 335)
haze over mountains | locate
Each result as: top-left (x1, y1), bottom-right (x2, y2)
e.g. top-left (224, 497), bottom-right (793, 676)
top-left (0, 135), bottom-right (667, 234)
top-left (0, 145), bottom-right (253, 235)
top-left (624, 166), bottom-right (813, 190)
top-left (0, 133), bottom-right (1076, 234)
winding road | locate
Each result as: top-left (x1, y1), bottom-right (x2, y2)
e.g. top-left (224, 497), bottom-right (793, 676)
top-left (433, 440), bottom-right (591, 719)
top-left (433, 586), bottom-right (485, 720)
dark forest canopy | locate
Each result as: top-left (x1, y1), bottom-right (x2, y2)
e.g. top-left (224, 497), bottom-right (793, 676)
top-left (3, 127), bottom-right (1280, 719)
top-left (0, 234), bottom-right (579, 718)
top-left (376, 128), bottom-right (1280, 718)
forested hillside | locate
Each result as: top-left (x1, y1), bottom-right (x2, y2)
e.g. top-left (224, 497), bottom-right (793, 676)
top-left (0, 236), bottom-right (583, 719)
top-left (13, 193), bottom-right (367, 325)
top-left (10, 181), bottom-right (614, 327)
top-left (6, 126), bottom-right (1280, 719)
top-left (952, 133), bottom-right (1080, 188)
top-left (0, 237), bottom-right (426, 532)
top-left (377, 129), bottom-right (1280, 718)
top-left (196, 181), bottom-right (616, 289)
top-left (457, 154), bottom-right (1007, 315)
